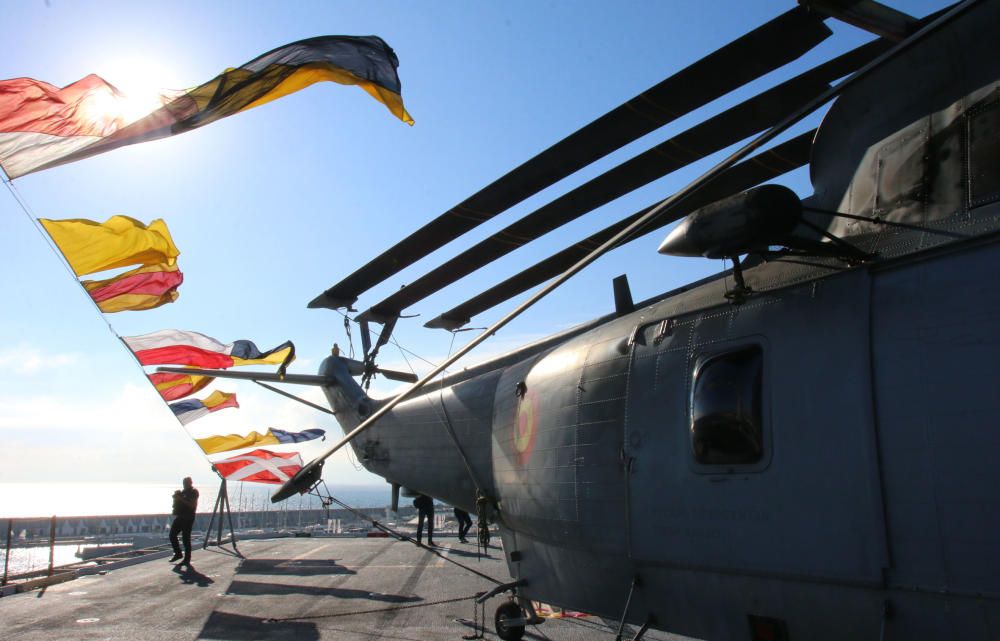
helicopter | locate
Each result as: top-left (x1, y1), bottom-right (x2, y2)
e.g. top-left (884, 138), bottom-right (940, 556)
top-left (159, 1), bottom-right (1000, 639)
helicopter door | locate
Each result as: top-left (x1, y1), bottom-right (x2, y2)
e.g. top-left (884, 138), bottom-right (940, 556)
top-left (624, 269), bottom-right (889, 584)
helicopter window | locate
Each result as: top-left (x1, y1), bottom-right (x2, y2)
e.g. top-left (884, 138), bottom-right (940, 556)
top-left (690, 346), bottom-right (763, 466)
top-left (967, 100), bottom-right (1000, 208)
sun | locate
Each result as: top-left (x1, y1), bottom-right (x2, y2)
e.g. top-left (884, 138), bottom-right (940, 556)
top-left (91, 57), bottom-right (187, 125)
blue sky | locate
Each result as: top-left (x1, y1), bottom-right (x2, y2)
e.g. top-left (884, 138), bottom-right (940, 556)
top-left (0, 0), bottom-right (946, 495)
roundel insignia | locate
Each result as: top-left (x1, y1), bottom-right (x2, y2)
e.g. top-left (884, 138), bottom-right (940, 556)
top-left (514, 389), bottom-right (539, 466)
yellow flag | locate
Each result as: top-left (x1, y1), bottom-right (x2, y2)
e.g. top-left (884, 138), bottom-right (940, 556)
top-left (196, 430), bottom-right (279, 455)
top-left (230, 345), bottom-right (295, 368)
top-left (39, 216), bottom-right (179, 276)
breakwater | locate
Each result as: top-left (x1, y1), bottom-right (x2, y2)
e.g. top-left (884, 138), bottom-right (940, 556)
top-left (5, 506), bottom-right (414, 541)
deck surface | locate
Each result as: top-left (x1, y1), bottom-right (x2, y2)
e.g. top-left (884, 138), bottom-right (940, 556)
top-left (1, 535), bottom-right (692, 640)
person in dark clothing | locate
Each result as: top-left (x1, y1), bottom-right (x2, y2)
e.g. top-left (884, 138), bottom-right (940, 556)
top-left (169, 477), bottom-right (199, 565)
top-left (413, 494), bottom-right (434, 546)
top-left (454, 507), bottom-right (473, 543)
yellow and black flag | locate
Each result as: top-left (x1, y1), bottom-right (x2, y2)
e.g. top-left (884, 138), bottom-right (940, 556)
top-left (0, 36), bottom-right (413, 178)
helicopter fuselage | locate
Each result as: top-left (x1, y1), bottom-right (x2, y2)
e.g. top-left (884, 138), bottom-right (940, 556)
top-left (317, 2), bottom-right (1000, 638)
top-left (323, 221), bottom-right (1000, 640)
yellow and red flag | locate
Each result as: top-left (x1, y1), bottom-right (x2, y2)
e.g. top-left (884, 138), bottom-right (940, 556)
top-left (82, 263), bottom-right (183, 313)
top-left (0, 36), bottom-right (412, 178)
top-left (149, 371), bottom-right (213, 401)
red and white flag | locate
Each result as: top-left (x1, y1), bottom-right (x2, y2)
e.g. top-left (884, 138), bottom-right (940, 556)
top-left (212, 449), bottom-right (303, 485)
top-left (123, 329), bottom-right (294, 369)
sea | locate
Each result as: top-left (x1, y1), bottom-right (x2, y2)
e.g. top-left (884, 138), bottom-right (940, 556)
top-left (0, 481), bottom-right (391, 520)
top-left (0, 482), bottom-right (392, 577)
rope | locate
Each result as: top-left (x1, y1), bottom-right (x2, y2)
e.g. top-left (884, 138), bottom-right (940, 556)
top-left (313, 486), bottom-right (506, 587)
top-left (263, 593), bottom-right (480, 623)
top-left (332, 307), bottom-right (440, 372)
top-left (2, 177), bottom-right (116, 334)
top-left (393, 330), bottom-right (497, 558)
top-left (326, 301), bottom-right (499, 557)
top-left (2, 174), bottom-right (177, 404)
top-left (2, 173), bottom-right (249, 481)
top-left (342, 315), bottom-right (355, 360)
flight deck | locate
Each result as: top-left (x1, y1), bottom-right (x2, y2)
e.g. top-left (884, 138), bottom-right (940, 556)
top-left (0, 536), bottom-right (692, 641)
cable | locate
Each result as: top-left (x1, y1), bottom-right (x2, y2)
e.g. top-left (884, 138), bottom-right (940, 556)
top-left (330, 301), bottom-right (500, 556)
top-left (263, 593), bottom-right (480, 624)
top-left (342, 315), bottom-right (355, 360)
top-left (2, 177), bottom-right (116, 334)
top-left (308, 482), bottom-right (505, 586)
top-left (344, 444), bottom-right (365, 472)
top-left (333, 306), bottom-right (441, 372)
top-left (3, 174), bottom-right (176, 404)
top-left (392, 327), bottom-right (495, 558)
top-left (3, 172), bottom-right (236, 478)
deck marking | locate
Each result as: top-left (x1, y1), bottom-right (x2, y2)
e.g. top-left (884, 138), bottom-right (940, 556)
top-left (375, 546), bottom-right (434, 631)
top-left (290, 543), bottom-right (331, 561)
top-left (434, 544), bottom-right (453, 567)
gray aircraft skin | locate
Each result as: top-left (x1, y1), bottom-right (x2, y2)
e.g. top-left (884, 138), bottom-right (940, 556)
top-left (318, 4), bottom-right (1000, 639)
top-left (174, 3), bottom-right (1000, 639)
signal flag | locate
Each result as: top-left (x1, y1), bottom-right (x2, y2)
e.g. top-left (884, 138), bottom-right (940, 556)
top-left (148, 371), bottom-right (213, 401)
top-left (39, 216), bottom-right (179, 277)
top-left (82, 263), bottom-right (183, 313)
top-left (124, 330), bottom-right (294, 371)
top-left (196, 428), bottom-right (326, 455)
top-left (0, 35), bottom-right (412, 178)
top-left (169, 391), bottom-right (238, 425)
top-left (212, 449), bottom-right (303, 485)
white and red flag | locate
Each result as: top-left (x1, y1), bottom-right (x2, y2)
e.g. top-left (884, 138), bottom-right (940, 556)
top-left (212, 449), bottom-right (303, 485)
top-left (123, 329), bottom-right (294, 370)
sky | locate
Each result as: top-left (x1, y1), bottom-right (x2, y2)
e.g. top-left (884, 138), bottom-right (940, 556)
top-left (0, 0), bottom-right (948, 501)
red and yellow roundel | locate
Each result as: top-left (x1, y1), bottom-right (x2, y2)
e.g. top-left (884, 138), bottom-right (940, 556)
top-left (514, 389), bottom-right (539, 466)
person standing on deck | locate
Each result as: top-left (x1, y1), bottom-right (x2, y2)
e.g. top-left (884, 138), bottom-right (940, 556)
top-left (169, 477), bottom-right (199, 565)
top-left (454, 507), bottom-right (473, 543)
top-left (414, 494), bottom-right (435, 546)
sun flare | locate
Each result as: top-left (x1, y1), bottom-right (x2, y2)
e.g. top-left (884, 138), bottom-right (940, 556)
top-left (90, 57), bottom-right (185, 126)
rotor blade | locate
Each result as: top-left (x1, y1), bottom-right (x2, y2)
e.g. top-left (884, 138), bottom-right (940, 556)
top-left (335, 354), bottom-right (417, 383)
top-left (155, 362), bottom-right (418, 386)
top-left (357, 40), bottom-right (887, 323)
top-left (338, 357), bottom-right (365, 376)
top-left (376, 368), bottom-right (419, 384)
top-left (278, 0), bottom-right (975, 508)
top-left (425, 130), bottom-right (814, 330)
top-left (308, 7), bottom-right (832, 310)
top-left (154, 366), bottom-right (331, 386)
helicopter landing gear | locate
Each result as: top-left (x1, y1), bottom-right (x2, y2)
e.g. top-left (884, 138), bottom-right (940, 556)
top-left (494, 600), bottom-right (526, 640)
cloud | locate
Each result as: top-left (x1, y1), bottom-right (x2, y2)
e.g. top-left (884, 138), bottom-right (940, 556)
top-left (0, 326), bottom-right (569, 486)
top-left (1, 378), bottom-right (378, 485)
top-left (171, 384), bottom-right (376, 485)
top-left (0, 343), bottom-right (80, 374)
top-left (0, 382), bottom-right (175, 432)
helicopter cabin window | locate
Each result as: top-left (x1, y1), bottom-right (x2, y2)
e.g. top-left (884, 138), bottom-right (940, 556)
top-left (967, 99), bottom-right (1000, 209)
top-left (690, 346), bottom-right (763, 466)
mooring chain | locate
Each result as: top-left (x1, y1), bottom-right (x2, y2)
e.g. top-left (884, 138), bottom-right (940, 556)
top-left (462, 593), bottom-right (489, 640)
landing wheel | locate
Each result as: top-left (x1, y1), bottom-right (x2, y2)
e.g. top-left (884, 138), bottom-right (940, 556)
top-left (494, 601), bottom-right (525, 640)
